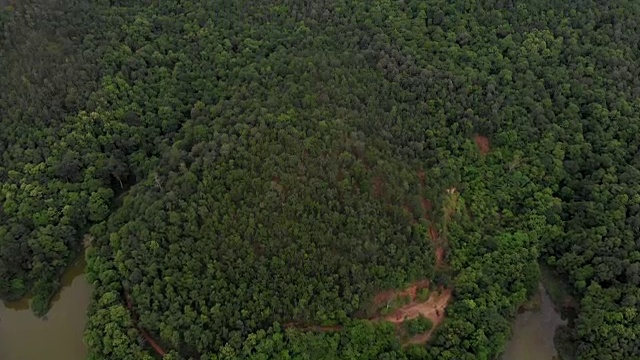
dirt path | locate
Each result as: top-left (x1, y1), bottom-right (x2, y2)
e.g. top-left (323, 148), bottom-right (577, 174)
top-left (370, 277), bottom-right (453, 345)
top-left (474, 134), bottom-right (490, 155)
top-left (280, 179), bottom-right (457, 346)
top-left (383, 288), bottom-right (452, 325)
top-left (124, 292), bottom-right (168, 358)
top-left (284, 323), bottom-right (342, 332)
top-left (373, 176), bottom-right (384, 198)
top-left (418, 170), bottom-right (426, 187)
top-left (388, 288), bottom-right (452, 344)
top-left (373, 280), bottom-right (431, 306)
top-left (420, 198), bottom-right (432, 216)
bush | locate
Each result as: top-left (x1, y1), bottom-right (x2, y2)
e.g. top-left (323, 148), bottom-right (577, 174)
top-left (403, 315), bottom-right (433, 336)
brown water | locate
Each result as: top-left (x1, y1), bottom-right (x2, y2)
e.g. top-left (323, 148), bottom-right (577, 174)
top-left (502, 284), bottom-right (566, 360)
top-left (0, 256), bottom-right (91, 360)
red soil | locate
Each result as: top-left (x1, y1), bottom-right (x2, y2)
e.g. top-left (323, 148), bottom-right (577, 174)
top-left (384, 288), bottom-right (452, 325)
top-left (140, 328), bottom-right (167, 357)
top-left (373, 280), bottom-right (430, 306)
top-left (404, 299), bottom-right (449, 343)
top-left (418, 170), bottom-right (426, 187)
top-left (373, 176), bottom-right (384, 198)
top-left (420, 197), bottom-right (432, 221)
top-left (420, 198), bottom-right (432, 212)
top-left (288, 282), bottom-right (452, 346)
top-left (284, 323), bottom-right (342, 332)
top-left (435, 247), bottom-right (445, 267)
top-left (124, 292), bottom-right (168, 357)
top-left (383, 288), bottom-right (453, 344)
top-left (403, 204), bottom-right (417, 224)
top-left (258, 188), bottom-right (454, 347)
top-left (474, 135), bottom-right (490, 155)
top-left (429, 226), bottom-right (438, 241)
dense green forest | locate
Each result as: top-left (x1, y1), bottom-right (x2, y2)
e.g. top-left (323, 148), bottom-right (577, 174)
top-left (2, 0), bottom-right (640, 359)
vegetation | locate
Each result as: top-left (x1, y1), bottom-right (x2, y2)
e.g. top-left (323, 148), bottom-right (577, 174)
top-left (2, 0), bottom-right (640, 359)
top-left (403, 315), bottom-right (434, 337)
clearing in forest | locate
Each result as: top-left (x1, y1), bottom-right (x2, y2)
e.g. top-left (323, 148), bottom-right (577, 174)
top-left (474, 134), bottom-right (490, 155)
top-left (373, 280), bottom-right (431, 307)
top-left (373, 176), bottom-right (385, 198)
top-left (288, 186), bottom-right (456, 345)
top-left (418, 170), bottom-right (426, 187)
top-left (379, 287), bottom-right (452, 325)
top-left (372, 281), bottom-right (453, 345)
top-left (419, 194), bottom-right (443, 267)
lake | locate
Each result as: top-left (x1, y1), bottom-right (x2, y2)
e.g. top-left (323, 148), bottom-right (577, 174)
top-left (0, 256), bottom-right (91, 360)
top-left (501, 283), bottom-right (566, 360)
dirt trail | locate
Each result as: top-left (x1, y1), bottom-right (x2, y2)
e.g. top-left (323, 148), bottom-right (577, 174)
top-left (284, 323), bottom-right (342, 332)
top-left (418, 170), bottom-right (426, 187)
top-left (374, 285), bottom-right (453, 345)
top-left (373, 280), bottom-right (430, 306)
top-left (286, 177), bottom-right (456, 346)
top-left (373, 176), bottom-right (384, 198)
top-left (370, 277), bottom-right (453, 344)
top-left (390, 288), bottom-right (452, 345)
top-left (474, 135), bottom-right (490, 155)
top-left (420, 198), bottom-right (432, 214)
top-left (430, 226), bottom-right (445, 267)
top-left (124, 292), bottom-right (168, 357)
top-left (383, 288), bottom-right (452, 325)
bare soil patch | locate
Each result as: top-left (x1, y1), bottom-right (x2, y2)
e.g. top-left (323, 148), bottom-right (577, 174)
top-left (288, 282), bottom-right (452, 346)
top-left (403, 204), bottom-right (416, 224)
top-left (284, 323), bottom-right (342, 332)
top-left (474, 135), bottom-right (490, 155)
top-left (373, 280), bottom-right (430, 307)
top-left (124, 292), bottom-right (168, 357)
top-left (384, 288), bottom-right (453, 344)
top-left (429, 226), bottom-right (438, 241)
top-left (373, 176), bottom-right (384, 198)
top-left (418, 170), bottom-right (426, 187)
top-left (287, 188), bottom-right (456, 346)
top-left (383, 288), bottom-right (452, 324)
top-left (434, 247), bottom-right (445, 267)
top-left (420, 197), bottom-right (432, 220)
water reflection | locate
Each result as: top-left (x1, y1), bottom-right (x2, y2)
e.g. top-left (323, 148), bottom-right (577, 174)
top-left (3, 296), bottom-right (30, 311)
top-left (502, 284), bottom-right (566, 360)
top-left (0, 256), bottom-right (91, 360)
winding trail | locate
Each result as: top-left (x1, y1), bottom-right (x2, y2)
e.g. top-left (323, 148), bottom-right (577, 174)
top-left (383, 288), bottom-right (452, 331)
top-left (121, 172), bottom-right (459, 353)
top-left (124, 292), bottom-right (167, 357)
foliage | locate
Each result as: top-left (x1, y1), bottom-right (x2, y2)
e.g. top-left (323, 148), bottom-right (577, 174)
top-left (403, 315), bottom-right (433, 336)
top-left (2, 0), bottom-right (640, 359)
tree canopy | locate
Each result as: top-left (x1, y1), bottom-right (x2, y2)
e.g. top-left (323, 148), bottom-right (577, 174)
top-left (2, 0), bottom-right (640, 359)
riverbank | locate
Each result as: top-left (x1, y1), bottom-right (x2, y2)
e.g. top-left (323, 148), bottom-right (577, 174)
top-left (539, 264), bottom-right (579, 319)
top-left (0, 256), bottom-right (90, 360)
top-left (539, 263), bottom-right (579, 360)
top-left (501, 283), bottom-right (566, 360)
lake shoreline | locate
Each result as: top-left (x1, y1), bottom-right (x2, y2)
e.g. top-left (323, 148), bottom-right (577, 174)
top-left (501, 282), bottom-right (566, 360)
top-left (0, 255), bottom-right (90, 360)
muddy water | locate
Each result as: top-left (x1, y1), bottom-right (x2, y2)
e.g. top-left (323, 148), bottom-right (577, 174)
top-left (0, 256), bottom-right (91, 360)
top-left (502, 284), bottom-right (566, 360)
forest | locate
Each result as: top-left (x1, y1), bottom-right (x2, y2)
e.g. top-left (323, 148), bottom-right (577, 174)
top-left (2, 0), bottom-right (640, 359)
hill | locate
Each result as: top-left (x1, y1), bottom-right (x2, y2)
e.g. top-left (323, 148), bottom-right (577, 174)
top-left (2, 0), bottom-right (640, 359)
